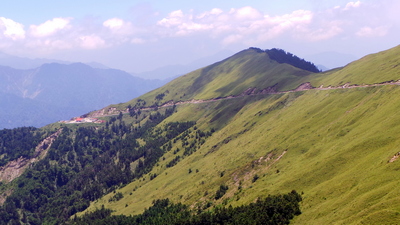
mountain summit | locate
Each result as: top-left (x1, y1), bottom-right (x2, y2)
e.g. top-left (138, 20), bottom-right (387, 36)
top-left (96, 47), bottom-right (319, 115)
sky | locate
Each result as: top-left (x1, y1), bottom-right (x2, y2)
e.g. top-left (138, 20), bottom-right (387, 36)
top-left (0, 0), bottom-right (399, 73)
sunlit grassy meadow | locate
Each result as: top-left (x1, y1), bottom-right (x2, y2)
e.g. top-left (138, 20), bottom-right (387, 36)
top-left (81, 45), bottom-right (400, 224)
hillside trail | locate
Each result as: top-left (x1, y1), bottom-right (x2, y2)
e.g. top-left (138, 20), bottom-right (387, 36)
top-left (85, 79), bottom-right (400, 119)
top-left (144, 80), bottom-right (400, 109)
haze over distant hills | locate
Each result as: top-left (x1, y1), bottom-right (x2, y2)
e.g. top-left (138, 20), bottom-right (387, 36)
top-left (0, 50), bottom-right (235, 81)
top-left (131, 50), bottom-right (234, 80)
top-left (304, 51), bottom-right (358, 70)
top-left (0, 63), bottom-right (167, 129)
top-left (0, 50), bottom-right (238, 128)
top-left (0, 52), bottom-right (71, 70)
top-left (0, 51), bottom-right (115, 71)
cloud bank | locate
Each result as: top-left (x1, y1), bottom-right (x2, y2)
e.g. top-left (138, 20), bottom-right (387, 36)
top-left (0, 0), bottom-right (397, 69)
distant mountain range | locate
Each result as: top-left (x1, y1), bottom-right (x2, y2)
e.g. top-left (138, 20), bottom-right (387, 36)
top-left (0, 63), bottom-right (168, 129)
top-left (0, 52), bottom-right (69, 70)
top-left (0, 50), bottom-right (235, 128)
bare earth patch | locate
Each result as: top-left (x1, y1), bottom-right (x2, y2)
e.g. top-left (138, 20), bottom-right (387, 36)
top-left (0, 129), bottom-right (62, 183)
top-left (388, 152), bottom-right (400, 163)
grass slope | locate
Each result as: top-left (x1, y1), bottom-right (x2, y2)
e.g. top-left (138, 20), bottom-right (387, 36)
top-left (306, 45), bottom-right (400, 87)
top-left (108, 48), bottom-right (314, 111)
top-left (83, 45), bottom-right (400, 224)
top-left (86, 86), bottom-right (400, 224)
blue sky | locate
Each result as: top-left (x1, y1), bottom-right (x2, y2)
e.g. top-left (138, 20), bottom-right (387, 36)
top-left (0, 0), bottom-right (398, 74)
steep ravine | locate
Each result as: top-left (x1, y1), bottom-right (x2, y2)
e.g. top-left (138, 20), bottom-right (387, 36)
top-left (0, 129), bottom-right (62, 183)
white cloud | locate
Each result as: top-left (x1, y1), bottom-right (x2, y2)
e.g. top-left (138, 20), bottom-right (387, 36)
top-left (157, 9), bottom-right (215, 36)
top-left (79, 35), bottom-right (106, 49)
top-left (176, 23), bottom-right (214, 36)
top-left (197, 8), bottom-right (223, 19)
top-left (356, 26), bottom-right (389, 37)
top-left (156, 7), bottom-right (314, 42)
top-left (30, 18), bottom-right (71, 37)
top-left (210, 8), bottom-right (223, 15)
top-left (228, 9), bottom-right (313, 44)
top-left (303, 24), bottom-right (343, 41)
top-left (103, 18), bottom-right (135, 39)
top-left (2, 2), bottom-right (373, 54)
top-left (103, 18), bottom-right (124, 29)
top-left (0, 0), bottom-right (397, 68)
top-left (344, 1), bottom-right (362, 10)
top-left (265, 10), bottom-right (313, 36)
top-left (157, 10), bottom-right (185, 28)
top-left (270, 10), bottom-right (313, 25)
top-left (231, 6), bottom-right (263, 20)
top-left (0, 17), bottom-right (25, 40)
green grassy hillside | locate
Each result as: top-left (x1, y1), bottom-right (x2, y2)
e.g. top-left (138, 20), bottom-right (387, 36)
top-left (82, 46), bottom-right (400, 224)
top-left (307, 45), bottom-right (400, 87)
top-left (104, 48), bottom-right (315, 111)
top-left (85, 86), bottom-right (400, 224)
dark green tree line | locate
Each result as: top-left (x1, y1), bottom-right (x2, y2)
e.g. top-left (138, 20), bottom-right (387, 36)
top-left (0, 106), bottom-right (205, 224)
top-left (72, 190), bottom-right (302, 225)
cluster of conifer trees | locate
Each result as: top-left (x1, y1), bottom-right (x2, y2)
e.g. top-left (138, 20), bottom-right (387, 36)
top-left (72, 190), bottom-right (302, 225)
top-left (249, 47), bottom-right (320, 73)
top-left (266, 48), bottom-right (320, 73)
top-left (0, 107), bottom-right (206, 224)
top-left (0, 127), bottom-right (45, 166)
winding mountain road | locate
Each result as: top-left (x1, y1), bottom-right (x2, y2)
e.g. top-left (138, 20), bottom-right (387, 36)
top-left (158, 80), bottom-right (400, 108)
top-left (79, 79), bottom-right (400, 121)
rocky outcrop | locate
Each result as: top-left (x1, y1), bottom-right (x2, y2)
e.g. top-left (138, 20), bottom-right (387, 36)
top-left (0, 129), bottom-right (62, 183)
top-left (260, 86), bottom-right (278, 94)
top-left (240, 85), bottom-right (278, 96)
top-left (89, 107), bottom-right (130, 118)
top-left (293, 82), bottom-right (314, 91)
top-left (389, 152), bottom-right (400, 163)
top-left (241, 87), bottom-right (259, 96)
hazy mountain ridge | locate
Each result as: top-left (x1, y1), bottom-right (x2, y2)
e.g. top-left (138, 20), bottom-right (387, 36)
top-left (0, 63), bottom-right (167, 129)
top-left (0, 52), bottom-right (71, 70)
top-left (130, 50), bottom-right (234, 80)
